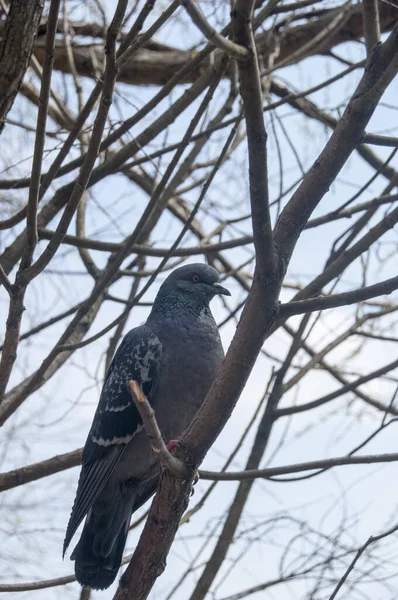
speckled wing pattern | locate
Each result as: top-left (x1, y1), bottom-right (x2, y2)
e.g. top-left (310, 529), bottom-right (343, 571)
top-left (88, 326), bottom-right (162, 450)
top-left (63, 325), bottom-right (162, 555)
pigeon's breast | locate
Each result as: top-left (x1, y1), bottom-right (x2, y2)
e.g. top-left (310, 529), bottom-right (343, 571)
top-left (151, 315), bottom-right (224, 440)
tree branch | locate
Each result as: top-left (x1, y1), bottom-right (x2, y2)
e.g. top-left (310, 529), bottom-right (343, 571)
top-left (200, 452), bottom-right (398, 481)
top-left (22, 0), bottom-right (61, 271)
top-left (0, 448), bottom-right (82, 492)
top-left (0, 263), bottom-right (12, 296)
top-left (275, 356), bottom-right (398, 417)
top-left (128, 381), bottom-right (189, 478)
top-left (0, 0), bottom-right (43, 134)
top-left (362, 0), bottom-right (381, 56)
top-left (233, 0), bottom-right (276, 276)
top-left (273, 21), bottom-right (398, 268)
top-left (38, 229), bottom-right (253, 256)
top-left (279, 274), bottom-right (398, 317)
top-left (180, 0), bottom-right (250, 60)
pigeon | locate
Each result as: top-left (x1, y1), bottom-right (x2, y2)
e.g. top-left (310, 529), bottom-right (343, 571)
top-left (63, 263), bottom-right (230, 590)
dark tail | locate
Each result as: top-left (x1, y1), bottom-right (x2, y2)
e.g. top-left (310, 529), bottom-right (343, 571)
top-left (71, 482), bottom-right (135, 590)
top-left (72, 514), bottom-right (130, 590)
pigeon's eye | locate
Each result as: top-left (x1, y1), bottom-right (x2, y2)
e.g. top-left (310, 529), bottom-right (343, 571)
top-left (191, 274), bottom-right (200, 283)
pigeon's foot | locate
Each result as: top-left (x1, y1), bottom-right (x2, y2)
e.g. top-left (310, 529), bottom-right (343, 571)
top-left (153, 440), bottom-right (179, 461)
top-left (190, 471), bottom-right (200, 497)
top-left (165, 440), bottom-right (199, 494)
top-left (166, 439), bottom-right (180, 452)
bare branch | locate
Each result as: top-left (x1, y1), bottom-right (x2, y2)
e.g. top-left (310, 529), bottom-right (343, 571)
top-left (28, 3), bottom-right (398, 86)
top-left (22, 0), bottom-right (61, 270)
top-left (0, 448), bottom-right (82, 493)
top-left (280, 274), bottom-right (398, 317)
top-left (328, 520), bottom-right (398, 600)
top-left (38, 229), bottom-right (253, 256)
top-left (0, 263), bottom-right (12, 296)
top-left (274, 22), bottom-right (398, 268)
top-left (233, 1), bottom-right (276, 276)
top-left (128, 381), bottom-right (189, 478)
top-left (113, 473), bottom-right (193, 600)
top-left (180, 0), bottom-right (250, 60)
top-left (0, 0), bottom-right (43, 133)
top-left (200, 452), bottom-right (398, 481)
top-left (275, 356), bottom-right (398, 418)
top-left (22, 0), bottom-right (129, 282)
top-left (362, 0), bottom-right (381, 56)
top-left (0, 575), bottom-right (76, 592)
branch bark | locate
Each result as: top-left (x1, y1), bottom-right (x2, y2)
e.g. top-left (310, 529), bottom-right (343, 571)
top-left (0, 0), bottom-right (44, 134)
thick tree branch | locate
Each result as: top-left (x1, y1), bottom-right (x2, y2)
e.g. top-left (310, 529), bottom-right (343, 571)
top-left (37, 229), bottom-right (253, 256)
top-left (0, 0), bottom-right (43, 134)
top-left (113, 472), bottom-right (193, 600)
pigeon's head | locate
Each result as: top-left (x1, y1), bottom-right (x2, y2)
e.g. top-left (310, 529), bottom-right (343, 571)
top-left (158, 263), bottom-right (230, 306)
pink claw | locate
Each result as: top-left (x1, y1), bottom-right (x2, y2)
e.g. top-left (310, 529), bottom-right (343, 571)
top-left (166, 439), bottom-right (180, 452)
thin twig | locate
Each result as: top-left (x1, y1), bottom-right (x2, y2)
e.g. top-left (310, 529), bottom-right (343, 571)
top-left (0, 263), bottom-right (13, 296)
top-left (200, 452), bottom-right (398, 481)
top-left (280, 274), bottom-right (398, 317)
top-left (180, 0), bottom-right (249, 59)
top-left (328, 521), bottom-right (398, 600)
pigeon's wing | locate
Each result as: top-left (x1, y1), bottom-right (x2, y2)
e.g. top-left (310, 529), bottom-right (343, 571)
top-left (63, 325), bottom-right (162, 555)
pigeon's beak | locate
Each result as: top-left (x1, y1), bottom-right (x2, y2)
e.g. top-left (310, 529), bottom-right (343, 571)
top-left (213, 282), bottom-right (231, 296)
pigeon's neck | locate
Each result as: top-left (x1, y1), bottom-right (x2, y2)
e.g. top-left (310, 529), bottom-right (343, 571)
top-left (148, 291), bottom-right (212, 323)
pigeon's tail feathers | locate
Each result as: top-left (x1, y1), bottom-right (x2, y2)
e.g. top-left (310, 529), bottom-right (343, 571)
top-left (72, 477), bottom-right (136, 590)
top-left (63, 445), bottom-right (125, 557)
top-left (73, 513), bottom-right (130, 590)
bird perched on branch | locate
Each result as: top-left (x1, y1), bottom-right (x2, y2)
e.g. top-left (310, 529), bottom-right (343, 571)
top-left (63, 263), bottom-right (230, 590)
